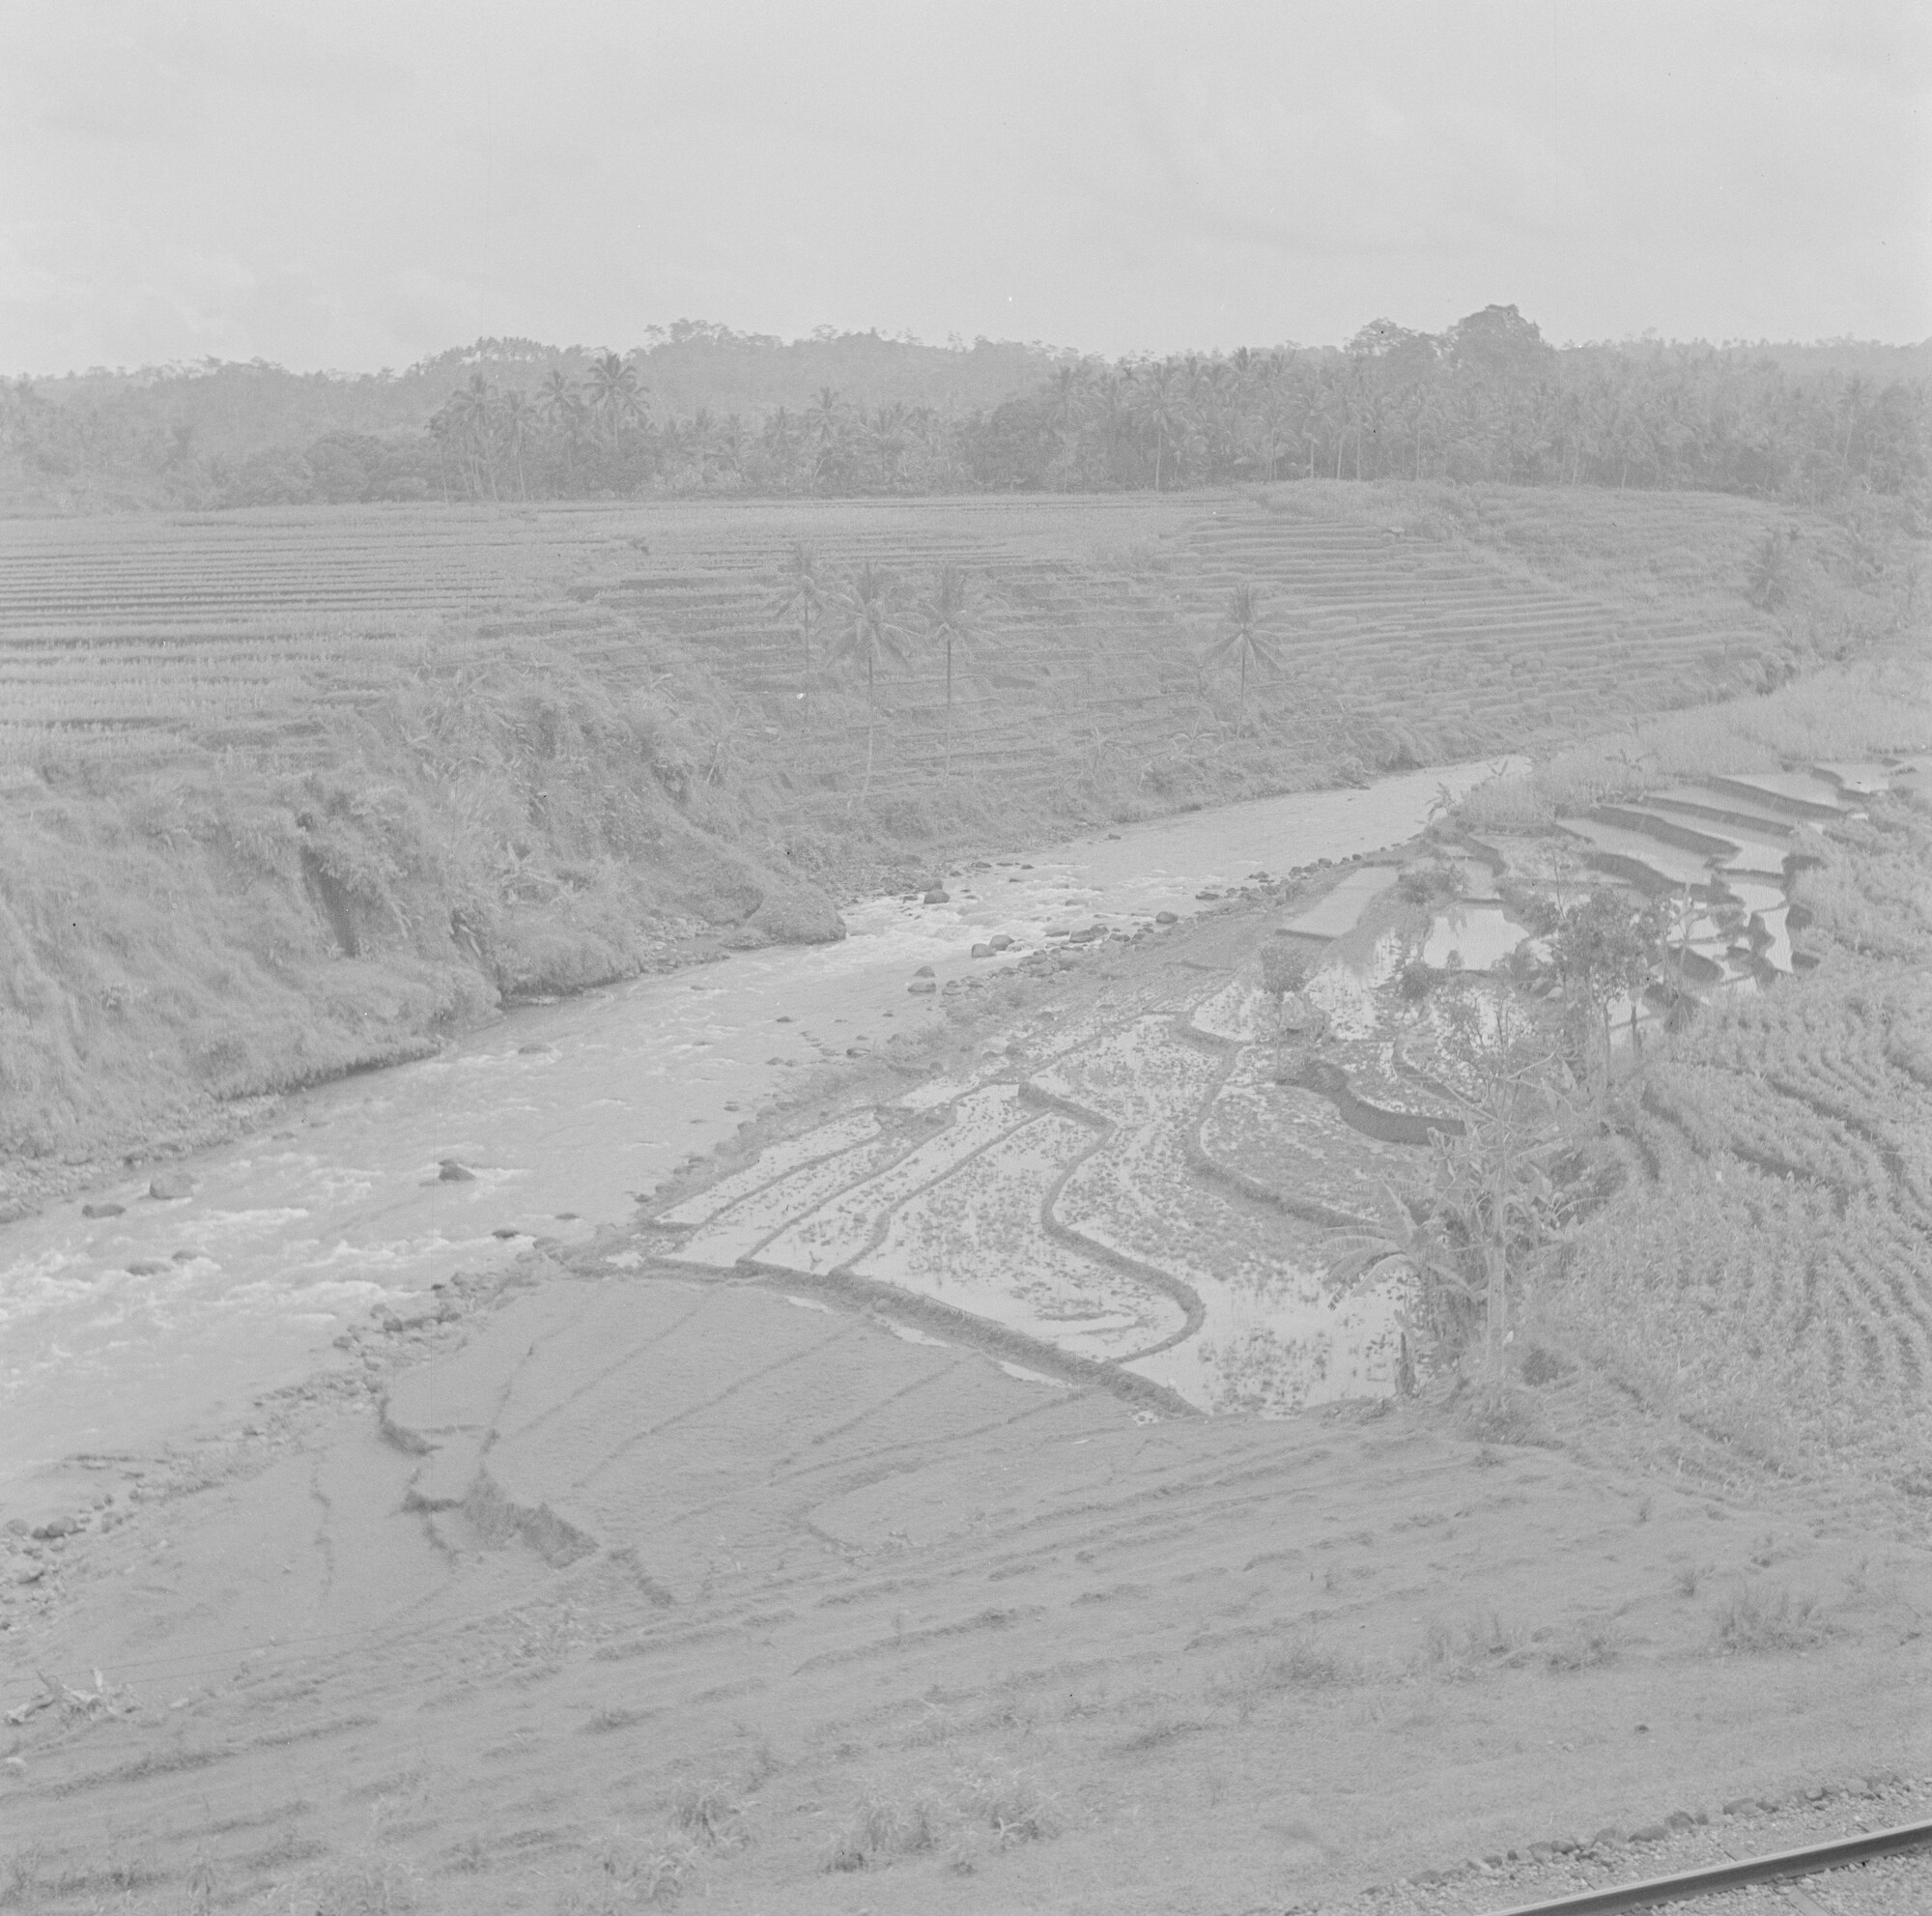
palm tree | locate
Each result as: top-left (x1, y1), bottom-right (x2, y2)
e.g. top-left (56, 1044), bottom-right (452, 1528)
top-left (1131, 360), bottom-right (1190, 491)
top-left (771, 540), bottom-right (828, 688)
top-left (583, 351), bottom-right (644, 445)
top-left (497, 389), bottom-right (536, 500)
top-left (445, 372), bottom-right (498, 497)
top-left (1202, 583), bottom-right (1282, 731)
top-left (714, 414), bottom-right (749, 484)
top-left (867, 403), bottom-right (910, 490)
top-left (805, 386), bottom-right (847, 487)
top-left (687, 407), bottom-right (721, 486)
top-left (1040, 364), bottom-right (1091, 483)
top-left (923, 562), bottom-right (980, 716)
top-left (536, 370), bottom-right (583, 488)
top-left (806, 385), bottom-right (845, 445)
top-left (536, 369), bottom-right (581, 430)
top-left (825, 560), bottom-right (910, 794)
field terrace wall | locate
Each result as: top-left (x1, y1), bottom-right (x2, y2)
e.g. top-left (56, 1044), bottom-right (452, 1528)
top-left (560, 487), bottom-right (1799, 814)
top-left (0, 487), bottom-right (1849, 800)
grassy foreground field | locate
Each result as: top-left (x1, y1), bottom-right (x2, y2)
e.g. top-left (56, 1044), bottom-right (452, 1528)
top-left (0, 482), bottom-right (1910, 1206)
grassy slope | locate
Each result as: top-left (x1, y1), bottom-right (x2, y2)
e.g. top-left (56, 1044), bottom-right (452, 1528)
top-left (0, 485), bottom-right (1917, 1213)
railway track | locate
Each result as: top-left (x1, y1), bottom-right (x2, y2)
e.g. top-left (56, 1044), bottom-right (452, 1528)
top-left (1480, 1816), bottom-right (1932, 1914)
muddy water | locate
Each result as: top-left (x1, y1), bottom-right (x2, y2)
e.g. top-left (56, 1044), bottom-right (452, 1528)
top-left (0, 758), bottom-right (1510, 1501)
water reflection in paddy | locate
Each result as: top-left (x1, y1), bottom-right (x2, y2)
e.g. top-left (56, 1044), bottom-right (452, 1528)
top-left (1423, 902), bottom-right (1534, 971)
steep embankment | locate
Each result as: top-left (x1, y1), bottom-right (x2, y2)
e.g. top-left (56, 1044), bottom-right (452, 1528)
top-left (0, 656), bottom-right (839, 1203)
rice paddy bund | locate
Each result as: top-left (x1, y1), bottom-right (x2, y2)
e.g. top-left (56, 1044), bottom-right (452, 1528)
top-left (0, 486), bottom-right (1790, 792)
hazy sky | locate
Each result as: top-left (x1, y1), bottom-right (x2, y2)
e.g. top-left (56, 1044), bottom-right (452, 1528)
top-left (3, 1), bottom-right (1927, 375)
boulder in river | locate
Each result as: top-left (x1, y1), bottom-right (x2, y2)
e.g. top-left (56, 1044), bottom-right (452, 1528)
top-left (81, 1202), bottom-right (124, 1218)
top-left (988, 934), bottom-right (1013, 950)
top-left (438, 1159), bottom-right (477, 1183)
top-left (971, 943), bottom-right (994, 958)
top-left (126, 1259), bottom-right (170, 1276)
top-left (923, 889), bottom-right (951, 905)
top-left (740, 878), bottom-right (846, 946)
top-left (147, 1171), bottom-right (193, 1201)
top-left (908, 980), bottom-right (937, 995)
top-left (1154, 910), bottom-right (1179, 926)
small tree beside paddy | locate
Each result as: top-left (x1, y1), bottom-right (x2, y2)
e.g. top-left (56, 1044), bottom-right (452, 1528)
top-left (1327, 984), bottom-right (1590, 1404)
top-left (1535, 887), bottom-right (1669, 1106)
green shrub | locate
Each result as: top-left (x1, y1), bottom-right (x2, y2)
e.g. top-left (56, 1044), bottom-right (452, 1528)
top-left (1709, 1584), bottom-right (1829, 1655)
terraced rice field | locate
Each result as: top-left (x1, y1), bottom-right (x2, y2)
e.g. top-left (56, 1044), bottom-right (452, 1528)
top-left (0, 489), bottom-right (1779, 787)
top-left (645, 753), bottom-right (1925, 1429)
top-left (647, 925), bottom-right (1414, 1416)
top-left (578, 492), bottom-right (1778, 801)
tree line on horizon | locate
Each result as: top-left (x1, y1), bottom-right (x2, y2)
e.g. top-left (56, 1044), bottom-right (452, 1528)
top-left (4, 306), bottom-right (1926, 516)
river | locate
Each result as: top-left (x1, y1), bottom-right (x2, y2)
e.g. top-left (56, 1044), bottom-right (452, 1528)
top-left (0, 758), bottom-right (1512, 1501)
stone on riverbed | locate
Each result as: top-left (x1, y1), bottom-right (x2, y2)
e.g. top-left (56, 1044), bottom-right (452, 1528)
top-left (148, 1171), bottom-right (194, 1201)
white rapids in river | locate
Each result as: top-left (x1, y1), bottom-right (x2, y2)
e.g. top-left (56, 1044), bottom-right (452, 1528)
top-left (0, 758), bottom-right (1512, 1495)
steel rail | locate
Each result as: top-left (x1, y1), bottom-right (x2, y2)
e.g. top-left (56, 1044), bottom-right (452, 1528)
top-left (1479, 1816), bottom-right (1932, 1915)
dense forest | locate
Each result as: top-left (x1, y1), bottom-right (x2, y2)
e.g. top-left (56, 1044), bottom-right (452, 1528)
top-left (4, 308), bottom-right (1927, 517)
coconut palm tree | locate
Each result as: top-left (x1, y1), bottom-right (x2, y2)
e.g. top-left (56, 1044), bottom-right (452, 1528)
top-left (771, 540), bottom-right (828, 687)
top-left (445, 372), bottom-right (499, 497)
top-left (497, 389), bottom-right (536, 500)
top-left (583, 352), bottom-right (644, 445)
top-left (1130, 359), bottom-right (1191, 491)
top-left (1202, 583), bottom-right (1282, 731)
top-left (425, 405), bottom-right (456, 502)
top-left (867, 403), bottom-right (911, 490)
top-left (535, 370), bottom-right (583, 488)
top-left (536, 368), bottom-right (581, 431)
top-left (825, 560), bottom-right (910, 794)
top-left (922, 562), bottom-right (980, 717)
